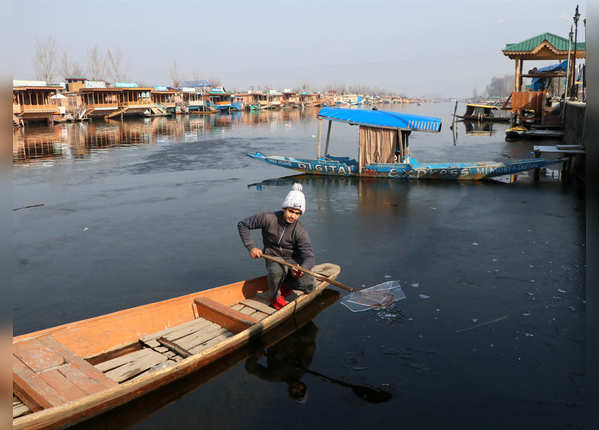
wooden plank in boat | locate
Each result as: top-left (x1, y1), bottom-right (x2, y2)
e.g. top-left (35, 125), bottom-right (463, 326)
top-left (188, 332), bottom-right (234, 355)
top-left (104, 349), bottom-right (168, 383)
top-left (250, 311), bottom-right (269, 321)
top-left (13, 356), bottom-right (64, 410)
top-left (13, 339), bottom-right (65, 373)
top-left (239, 306), bottom-right (256, 315)
top-left (240, 298), bottom-right (275, 315)
top-left (230, 304), bottom-right (244, 311)
top-left (140, 318), bottom-right (212, 347)
top-left (13, 336), bottom-right (117, 412)
top-left (13, 400), bottom-right (31, 419)
top-left (128, 360), bottom-right (177, 383)
top-left (176, 326), bottom-right (230, 350)
top-left (38, 369), bottom-right (87, 402)
top-left (58, 364), bottom-right (109, 395)
top-left (94, 348), bottom-right (154, 373)
top-left (155, 318), bottom-right (214, 342)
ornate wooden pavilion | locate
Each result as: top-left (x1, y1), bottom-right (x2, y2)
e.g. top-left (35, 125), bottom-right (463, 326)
top-left (502, 32), bottom-right (585, 122)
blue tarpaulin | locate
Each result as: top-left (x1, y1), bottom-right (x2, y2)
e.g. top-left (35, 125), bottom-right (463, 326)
top-left (532, 60), bottom-right (568, 91)
top-left (318, 107), bottom-right (442, 132)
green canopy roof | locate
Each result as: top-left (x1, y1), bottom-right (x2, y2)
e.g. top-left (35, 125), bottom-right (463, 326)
top-left (503, 32), bottom-right (585, 53)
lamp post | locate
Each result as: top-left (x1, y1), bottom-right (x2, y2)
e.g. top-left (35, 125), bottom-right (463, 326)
top-left (571, 5), bottom-right (580, 99)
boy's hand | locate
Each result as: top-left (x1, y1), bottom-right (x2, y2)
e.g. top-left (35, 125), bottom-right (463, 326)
top-left (249, 248), bottom-right (263, 259)
top-left (291, 264), bottom-right (304, 278)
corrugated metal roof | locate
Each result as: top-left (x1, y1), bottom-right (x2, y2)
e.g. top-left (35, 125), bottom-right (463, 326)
top-left (503, 32), bottom-right (585, 52)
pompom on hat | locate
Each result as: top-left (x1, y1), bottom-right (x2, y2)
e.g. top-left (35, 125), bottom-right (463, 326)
top-left (282, 183), bottom-right (306, 214)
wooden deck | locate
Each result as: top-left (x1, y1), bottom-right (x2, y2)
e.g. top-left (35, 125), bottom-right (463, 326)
top-left (533, 145), bottom-right (585, 181)
top-left (12, 290), bottom-right (306, 419)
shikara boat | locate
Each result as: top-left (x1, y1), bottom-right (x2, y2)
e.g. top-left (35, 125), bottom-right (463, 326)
top-left (66, 289), bottom-right (342, 430)
top-left (505, 125), bottom-right (564, 140)
top-left (12, 263), bottom-right (340, 430)
top-left (248, 107), bottom-right (562, 181)
top-left (457, 103), bottom-right (510, 122)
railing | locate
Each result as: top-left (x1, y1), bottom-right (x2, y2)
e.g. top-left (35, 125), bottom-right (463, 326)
top-left (85, 103), bottom-right (119, 109)
top-left (20, 105), bottom-right (61, 114)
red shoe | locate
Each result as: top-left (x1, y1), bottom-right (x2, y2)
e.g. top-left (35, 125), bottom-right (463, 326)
top-left (280, 283), bottom-right (292, 297)
top-left (270, 295), bottom-right (288, 310)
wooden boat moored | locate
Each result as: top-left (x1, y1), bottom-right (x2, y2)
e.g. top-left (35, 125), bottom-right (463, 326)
top-left (12, 263), bottom-right (340, 430)
top-left (248, 107), bottom-right (563, 181)
top-left (505, 125), bottom-right (564, 140)
top-left (457, 103), bottom-right (510, 122)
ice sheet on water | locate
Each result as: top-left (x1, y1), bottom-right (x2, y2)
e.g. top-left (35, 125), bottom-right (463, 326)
top-left (340, 280), bottom-right (406, 312)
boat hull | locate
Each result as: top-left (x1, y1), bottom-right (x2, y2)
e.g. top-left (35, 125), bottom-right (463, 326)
top-left (248, 152), bottom-right (562, 181)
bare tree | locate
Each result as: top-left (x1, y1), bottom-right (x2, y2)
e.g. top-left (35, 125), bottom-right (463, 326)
top-left (105, 48), bottom-right (124, 83)
top-left (59, 50), bottom-right (71, 80)
top-left (59, 50), bottom-right (85, 80)
top-left (169, 61), bottom-right (181, 88)
top-left (87, 46), bottom-right (105, 80)
top-left (208, 77), bottom-right (222, 87)
top-left (71, 63), bottom-right (85, 78)
top-left (33, 37), bottom-right (57, 82)
top-left (299, 81), bottom-right (311, 91)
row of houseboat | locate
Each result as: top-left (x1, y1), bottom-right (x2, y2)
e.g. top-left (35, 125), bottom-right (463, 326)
top-left (12, 78), bottom-right (417, 126)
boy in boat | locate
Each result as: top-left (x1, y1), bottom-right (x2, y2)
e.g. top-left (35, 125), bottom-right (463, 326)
top-left (238, 183), bottom-right (316, 309)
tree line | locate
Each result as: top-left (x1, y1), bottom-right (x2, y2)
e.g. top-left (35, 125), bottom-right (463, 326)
top-left (32, 37), bottom-right (406, 96)
top-left (33, 37), bottom-right (126, 84)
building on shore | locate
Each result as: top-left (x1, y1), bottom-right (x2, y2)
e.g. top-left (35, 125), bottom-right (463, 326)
top-left (502, 32), bottom-right (585, 125)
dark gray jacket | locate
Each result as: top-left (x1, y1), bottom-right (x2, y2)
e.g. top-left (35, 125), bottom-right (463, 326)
top-left (238, 211), bottom-right (315, 269)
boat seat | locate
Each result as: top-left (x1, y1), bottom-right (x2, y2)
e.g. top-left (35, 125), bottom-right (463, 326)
top-left (13, 336), bottom-right (117, 412)
top-left (194, 297), bottom-right (258, 333)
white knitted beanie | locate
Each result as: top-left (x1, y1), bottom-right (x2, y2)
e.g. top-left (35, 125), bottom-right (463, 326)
top-left (281, 183), bottom-right (306, 214)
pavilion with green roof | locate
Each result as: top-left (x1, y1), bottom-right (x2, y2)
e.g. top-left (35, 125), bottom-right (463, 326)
top-left (503, 32), bottom-right (585, 92)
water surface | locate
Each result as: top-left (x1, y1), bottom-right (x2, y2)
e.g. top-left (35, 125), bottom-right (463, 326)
top-left (13, 104), bottom-right (584, 429)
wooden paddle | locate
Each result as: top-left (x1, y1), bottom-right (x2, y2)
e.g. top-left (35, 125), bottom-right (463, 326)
top-left (262, 254), bottom-right (356, 292)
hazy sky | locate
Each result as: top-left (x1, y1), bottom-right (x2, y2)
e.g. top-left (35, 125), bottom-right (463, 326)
top-left (9, 0), bottom-right (586, 97)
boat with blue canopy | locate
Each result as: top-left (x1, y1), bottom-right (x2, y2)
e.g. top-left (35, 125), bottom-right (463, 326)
top-left (248, 107), bottom-right (562, 181)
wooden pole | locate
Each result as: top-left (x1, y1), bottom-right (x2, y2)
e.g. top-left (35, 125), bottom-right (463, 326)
top-left (324, 120), bottom-right (332, 155)
top-left (317, 119), bottom-right (322, 158)
top-left (518, 60), bottom-right (524, 91)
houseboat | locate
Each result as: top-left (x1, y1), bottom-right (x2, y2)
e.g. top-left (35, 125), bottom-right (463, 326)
top-left (282, 90), bottom-right (299, 108)
top-left (13, 81), bottom-right (62, 125)
top-left (181, 87), bottom-right (210, 113)
top-left (101, 83), bottom-right (153, 119)
top-left (150, 87), bottom-right (178, 115)
top-left (79, 87), bottom-right (122, 119)
top-left (207, 88), bottom-right (240, 112)
top-left (266, 90), bottom-right (283, 109)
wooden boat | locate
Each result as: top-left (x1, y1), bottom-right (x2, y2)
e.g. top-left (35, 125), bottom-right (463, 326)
top-left (67, 289), bottom-right (341, 430)
top-left (248, 107), bottom-right (562, 181)
top-left (457, 103), bottom-right (510, 122)
top-left (12, 263), bottom-right (340, 430)
top-left (505, 125), bottom-right (564, 140)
